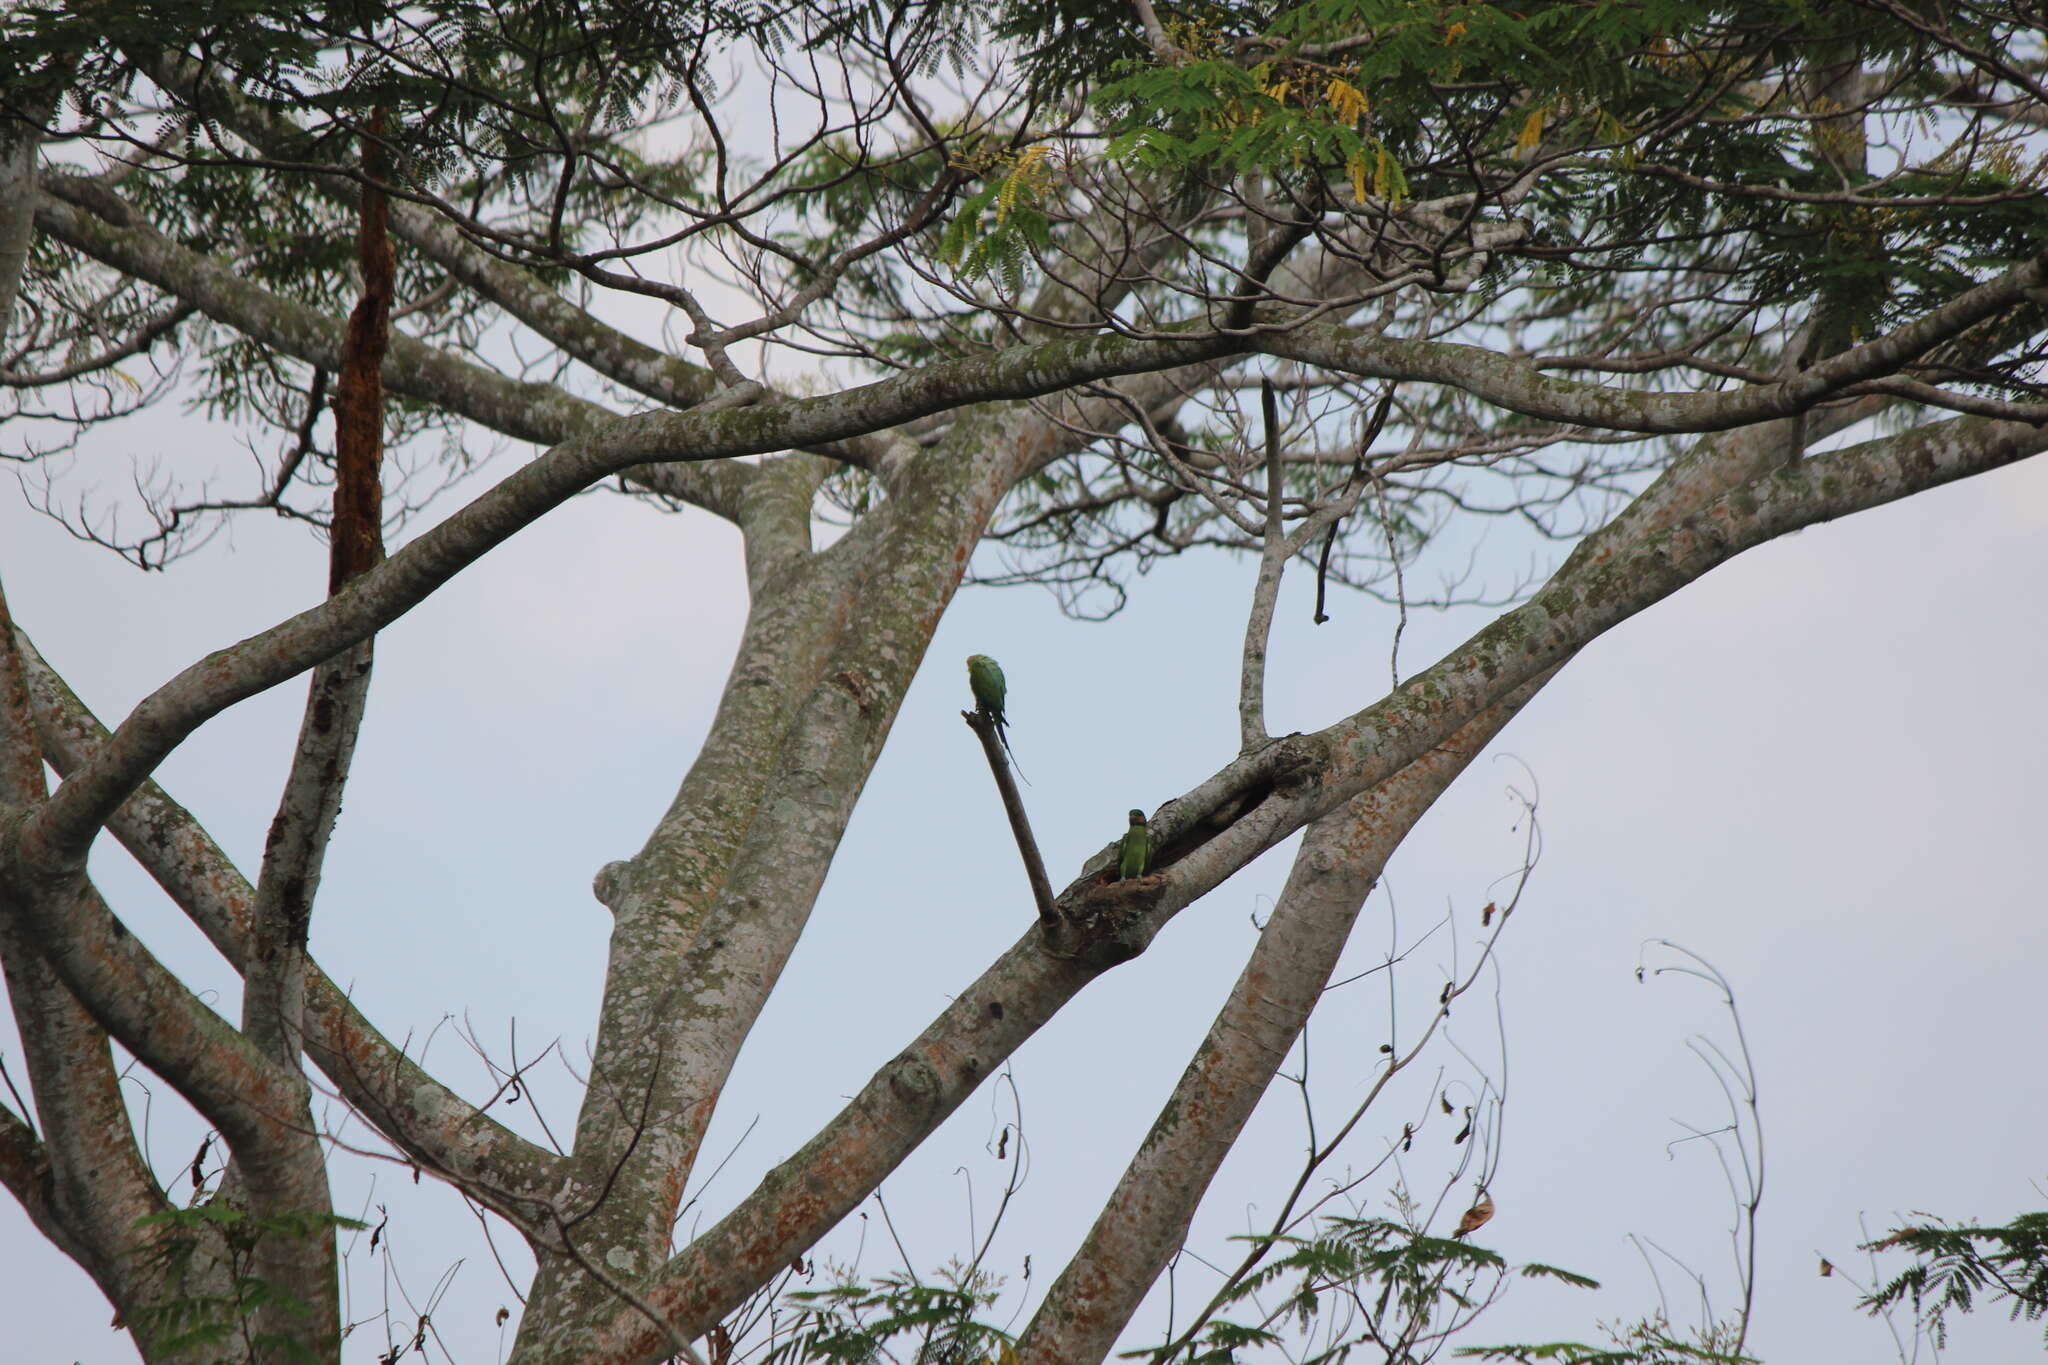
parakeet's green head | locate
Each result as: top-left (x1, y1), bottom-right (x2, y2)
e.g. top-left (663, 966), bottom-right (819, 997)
top-left (1128, 809), bottom-right (1146, 825)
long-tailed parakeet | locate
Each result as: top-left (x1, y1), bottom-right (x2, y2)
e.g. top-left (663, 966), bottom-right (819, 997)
top-left (1118, 809), bottom-right (1152, 880)
top-left (966, 654), bottom-right (1024, 777)
top-left (966, 654), bottom-right (1006, 724)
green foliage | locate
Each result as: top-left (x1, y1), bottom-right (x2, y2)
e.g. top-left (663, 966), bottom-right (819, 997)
top-left (2, 0), bottom-right (323, 94)
top-left (1456, 1326), bottom-right (1753, 1365)
top-left (1005, 0), bottom-right (2048, 329)
top-left (126, 1203), bottom-right (366, 1363)
top-left (5, 0), bottom-right (774, 136)
top-left (1099, 54), bottom-right (1405, 208)
top-left (937, 178), bottom-right (1055, 294)
top-left (983, 0), bottom-right (1162, 93)
top-left (1861, 1211), bottom-right (2048, 1349)
top-left (1127, 1216), bottom-right (1604, 1363)
top-left (763, 1263), bottom-right (1016, 1365)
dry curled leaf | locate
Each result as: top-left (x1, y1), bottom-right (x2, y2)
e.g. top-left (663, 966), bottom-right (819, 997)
top-left (1453, 1190), bottom-right (1495, 1239)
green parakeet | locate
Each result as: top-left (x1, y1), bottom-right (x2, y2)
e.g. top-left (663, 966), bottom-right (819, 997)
top-left (966, 654), bottom-right (1025, 778)
top-left (966, 654), bottom-right (1006, 724)
top-left (1118, 809), bottom-right (1152, 880)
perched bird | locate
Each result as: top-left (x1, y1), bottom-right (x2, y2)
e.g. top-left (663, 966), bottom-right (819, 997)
top-left (966, 654), bottom-right (1025, 777)
top-left (966, 654), bottom-right (1007, 723)
top-left (1118, 809), bottom-right (1152, 880)
top-left (1451, 1189), bottom-right (1495, 1241)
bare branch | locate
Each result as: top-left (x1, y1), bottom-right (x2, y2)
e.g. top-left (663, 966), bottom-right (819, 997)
top-left (963, 709), bottom-right (1057, 925)
top-left (1236, 380), bottom-right (1286, 749)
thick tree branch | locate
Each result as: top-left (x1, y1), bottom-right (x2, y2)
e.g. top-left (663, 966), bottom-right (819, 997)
top-left (582, 921), bottom-right (1096, 1361)
top-left (0, 907), bottom-right (176, 1315)
top-left (0, 849), bottom-right (303, 1156)
top-left (31, 177), bottom-right (754, 521)
top-left (1159, 418), bottom-right (2048, 905)
top-left (11, 628), bottom-right (562, 1207)
top-left (1260, 246), bottom-right (2048, 431)
top-left (0, 576), bottom-right (176, 1319)
top-left (0, 1099), bottom-right (61, 1246)
top-left (580, 414), bottom-right (2044, 1365)
top-left (1016, 678), bottom-right (1548, 1365)
top-left (10, 318), bottom-right (1254, 885)
top-left (26, 214), bottom-right (2041, 881)
top-left (516, 430), bottom-right (1022, 1352)
top-left (517, 539), bottom-right (878, 1337)
top-left (34, 167), bottom-right (865, 508)
top-left (34, 181), bottom-right (615, 447)
top-left (6, 587), bottom-right (304, 1209)
top-left (44, 159), bottom-right (2039, 588)
top-left (1010, 369), bottom-right (1849, 1363)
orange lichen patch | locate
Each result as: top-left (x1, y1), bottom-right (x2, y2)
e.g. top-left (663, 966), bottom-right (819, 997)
top-left (658, 1163), bottom-right (690, 1220)
top-left (80, 942), bottom-right (301, 1134)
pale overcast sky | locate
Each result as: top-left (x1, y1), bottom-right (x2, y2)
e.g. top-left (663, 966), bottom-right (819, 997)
top-left (2, 419), bottom-right (2043, 1363)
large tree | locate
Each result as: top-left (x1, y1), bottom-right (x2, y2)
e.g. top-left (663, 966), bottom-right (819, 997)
top-left (2, 1), bottom-right (2044, 1361)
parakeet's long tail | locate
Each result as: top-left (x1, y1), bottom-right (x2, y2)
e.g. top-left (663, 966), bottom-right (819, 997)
top-left (996, 721), bottom-right (1029, 785)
